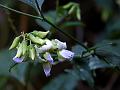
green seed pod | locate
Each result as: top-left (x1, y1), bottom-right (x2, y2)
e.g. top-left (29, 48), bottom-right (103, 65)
top-left (29, 45), bottom-right (36, 60)
top-left (9, 36), bottom-right (21, 50)
top-left (22, 40), bottom-right (28, 55)
top-left (15, 43), bottom-right (23, 58)
top-left (76, 6), bottom-right (81, 20)
top-left (32, 30), bottom-right (49, 38)
top-left (68, 5), bottom-right (76, 15)
top-left (28, 34), bottom-right (45, 45)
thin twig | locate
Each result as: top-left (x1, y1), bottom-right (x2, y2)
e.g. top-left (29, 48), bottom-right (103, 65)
top-left (0, 4), bottom-right (43, 20)
top-left (35, 0), bottom-right (45, 19)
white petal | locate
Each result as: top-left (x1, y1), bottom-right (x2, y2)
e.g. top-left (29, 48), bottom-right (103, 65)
top-left (54, 39), bottom-right (67, 50)
top-left (39, 40), bottom-right (53, 53)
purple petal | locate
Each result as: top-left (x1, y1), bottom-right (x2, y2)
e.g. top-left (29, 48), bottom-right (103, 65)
top-left (44, 52), bottom-right (54, 64)
top-left (54, 39), bottom-right (67, 50)
top-left (13, 57), bottom-right (24, 63)
top-left (43, 63), bottom-right (51, 77)
top-left (59, 49), bottom-right (74, 60)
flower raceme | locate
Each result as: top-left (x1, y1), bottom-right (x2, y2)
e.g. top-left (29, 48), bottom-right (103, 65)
top-left (9, 30), bottom-right (74, 76)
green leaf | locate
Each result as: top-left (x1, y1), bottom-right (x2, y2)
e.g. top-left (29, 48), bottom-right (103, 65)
top-left (78, 68), bottom-right (94, 87)
top-left (72, 45), bottom-right (86, 56)
top-left (0, 49), bottom-right (15, 75)
top-left (10, 62), bottom-right (29, 85)
top-left (42, 73), bottom-right (79, 90)
top-left (89, 56), bottom-right (110, 70)
top-left (0, 49), bottom-right (28, 84)
top-left (95, 40), bottom-right (120, 66)
top-left (18, 0), bottom-right (44, 13)
top-left (74, 61), bottom-right (94, 87)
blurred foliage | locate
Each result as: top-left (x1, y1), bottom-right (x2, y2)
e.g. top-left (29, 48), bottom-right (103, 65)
top-left (0, 49), bottom-right (29, 83)
top-left (0, 0), bottom-right (120, 90)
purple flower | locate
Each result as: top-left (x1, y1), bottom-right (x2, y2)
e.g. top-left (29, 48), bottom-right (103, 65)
top-left (52, 39), bottom-right (67, 50)
top-left (58, 49), bottom-right (74, 60)
top-left (43, 63), bottom-right (51, 77)
top-left (35, 40), bottom-right (52, 53)
top-left (43, 52), bottom-right (54, 64)
top-left (13, 57), bottom-right (24, 63)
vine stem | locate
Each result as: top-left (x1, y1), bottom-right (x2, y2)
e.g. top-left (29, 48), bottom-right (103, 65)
top-left (0, 4), bottom-right (43, 20)
top-left (0, 3), bottom-right (88, 50)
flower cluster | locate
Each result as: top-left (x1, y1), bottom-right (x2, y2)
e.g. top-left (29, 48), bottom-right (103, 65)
top-left (9, 30), bottom-right (74, 76)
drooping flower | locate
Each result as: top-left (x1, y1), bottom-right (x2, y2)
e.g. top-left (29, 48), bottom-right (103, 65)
top-left (13, 57), bottom-right (24, 63)
top-left (43, 62), bottom-right (51, 77)
top-left (43, 52), bottom-right (54, 64)
top-left (52, 39), bottom-right (67, 50)
top-left (58, 49), bottom-right (74, 61)
top-left (37, 40), bottom-right (53, 53)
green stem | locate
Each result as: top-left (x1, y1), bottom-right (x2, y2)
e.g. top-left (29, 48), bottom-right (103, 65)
top-left (44, 18), bottom-right (88, 49)
top-left (9, 63), bottom-right (18, 72)
top-left (35, 0), bottom-right (45, 19)
top-left (0, 4), bottom-right (43, 20)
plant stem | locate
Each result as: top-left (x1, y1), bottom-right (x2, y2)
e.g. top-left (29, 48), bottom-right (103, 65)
top-left (44, 18), bottom-right (87, 49)
top-left (35, 0), bottom-right (45, 19)
top-left (0, 4), bottom-right (43, 20)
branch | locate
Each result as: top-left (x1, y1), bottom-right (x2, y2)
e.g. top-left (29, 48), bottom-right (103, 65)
top-left (0, 4), bottom-right (43, 20)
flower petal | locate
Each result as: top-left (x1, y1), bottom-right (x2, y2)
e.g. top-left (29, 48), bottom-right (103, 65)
top-left (59, 49), bottom-right (74, 60)
top-left (38, 40), bottom-right (53, 53)
top-left (54, 39), bottom-right (67, 50)
top-left (13, 57), bottom-right (24, 63)
top-left (43, 63), bottom-right (51, 77)
top-left (44, 52), bottom-right (54, 64)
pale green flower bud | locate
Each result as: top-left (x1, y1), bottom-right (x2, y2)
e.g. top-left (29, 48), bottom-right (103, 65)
top-left (76, 6), bottom-right (81, 20)
top-left (22, 40), bottom-right (28, 55)
top-left (9, 36), bottom-right (21, 50)
top-left (32, 30), bottom-right (49, 38)
top-left (68, 5), bottom-right (76, 14)
top-left (15, 43), bottom-right (23, 58)
top-left (63, 2), bottom-right (73, 9)
top-left (28, 34), bottom-right (45, 45)
top-left (29, 45), bottom-right (36, 60)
